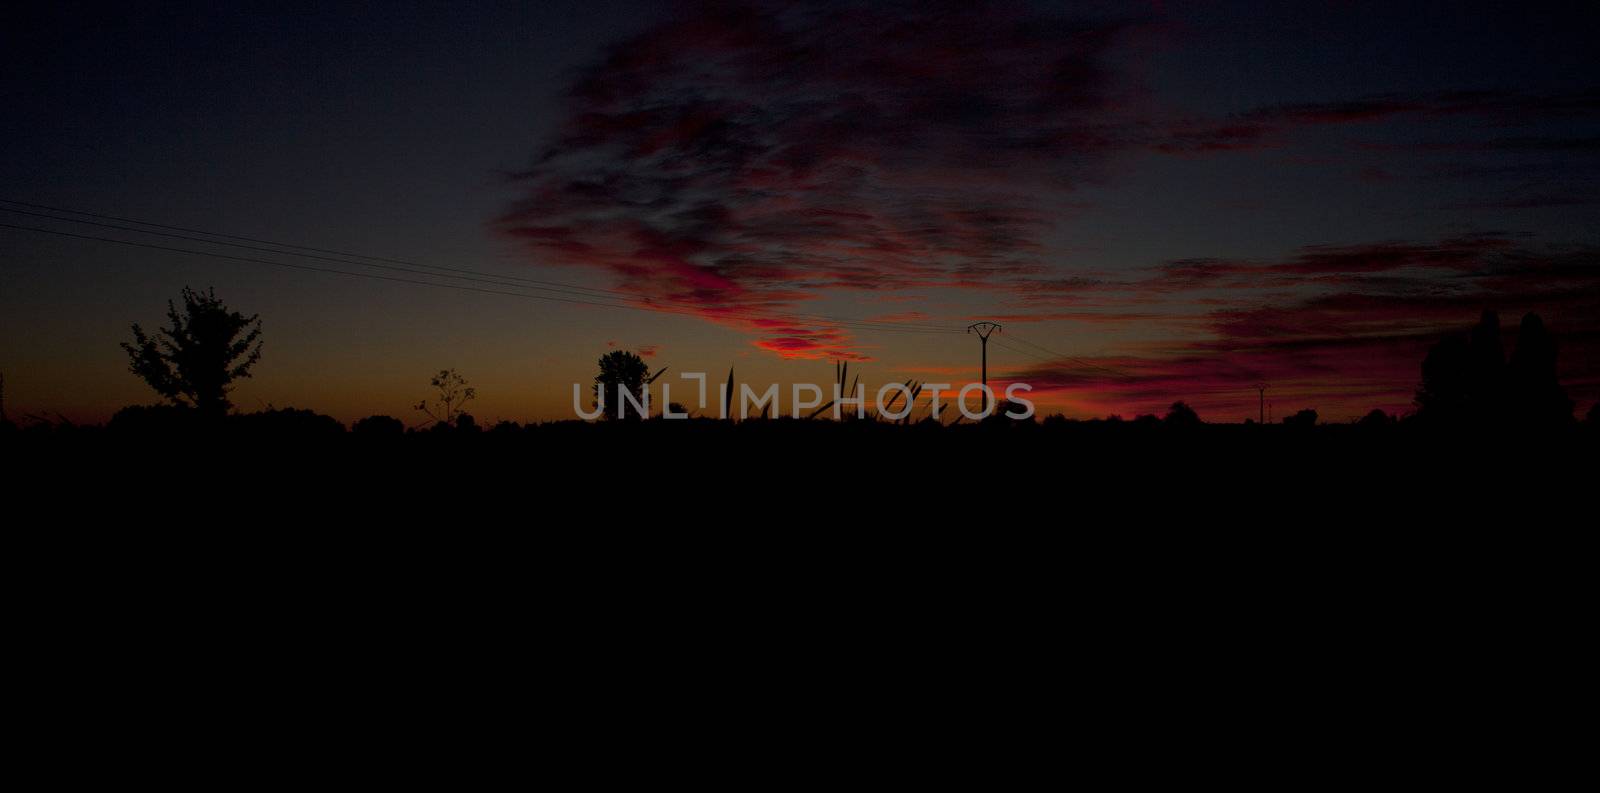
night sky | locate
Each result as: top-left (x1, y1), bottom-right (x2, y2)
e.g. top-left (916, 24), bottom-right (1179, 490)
top-left (3, 1), bottom-right (1597, 424)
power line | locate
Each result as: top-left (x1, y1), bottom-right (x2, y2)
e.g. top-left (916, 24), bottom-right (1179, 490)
top-left (0, 204), bottom-right (962, 334)
top-left (0, 221), bottom-right (964, 334)
top-left (988, 338), bottom-right (1259, 398)
top-left (999, 332), bottom-right (1135, 380)
top-left (0, 199), bottom-right (964, 335)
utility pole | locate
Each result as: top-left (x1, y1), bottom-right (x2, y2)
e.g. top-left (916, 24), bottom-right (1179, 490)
top-left (967, 322), bottom-right (1002, 415)
top-left (1255, 382), bottom-right (1268, 425)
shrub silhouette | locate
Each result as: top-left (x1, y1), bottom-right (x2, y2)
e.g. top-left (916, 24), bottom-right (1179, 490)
top-left (1357, 409), bottom-right (1393, 427)
top-left (121, 286), bottom-right (262, 418)
top-left (1164, 401), bottom-right (1202, 427)
top-left (981, 399), bottom-right (1035, 424)
top-left (352, 415), bottom-right (405, 437)
top-left (1283, 408), bottom-right (1318, 427)
top-left (107, 403), bottom-right (202, 435)
top-left (230, 407), bottom-right (344, 436)
top-left (415, 369), bottom-right (475, 426)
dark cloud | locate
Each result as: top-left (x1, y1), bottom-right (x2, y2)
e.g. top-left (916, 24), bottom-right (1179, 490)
top-left (496, 0), bottom-right (1598, 383)
top-left (1155, 89), bottom-right (1600, 156)
top-left (499, 0), bottom-right (1152, 356)
top-left (1248, 89), bottom-right (1600, 126)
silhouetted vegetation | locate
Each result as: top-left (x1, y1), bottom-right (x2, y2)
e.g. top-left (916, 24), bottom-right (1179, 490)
top-left (1416, 310), bottom-right (1574, 427)
top-left (121, 286), bottom-right (262, 418)
top-left (594, 350), bottom-right (653, 420)
top-left (1164, 401), bottom-right (1201, 427)
top-left (231, 407), bottom-right (345, 437)
top-left (414, 369), bottom-right (475, 427)
top-left (4, 306), bottom-right (1594, 503)
top-left (1357, 409), bottom-right (1394, 428)
top-left (1283, 409), bottom-right (1318, 428)
top-left (0, 371), bottom-right (11, 434)
top-left (352, 415), bottom-right (405, 437)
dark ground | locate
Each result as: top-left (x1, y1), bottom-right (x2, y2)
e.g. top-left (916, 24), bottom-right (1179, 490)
top-left (5, 413), bottom-right (1587, 771)
top-left (7, 413), bottom-right (1594, 519)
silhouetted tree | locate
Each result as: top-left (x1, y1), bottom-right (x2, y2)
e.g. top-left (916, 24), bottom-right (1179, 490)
top-left (1283, 408), bottom-right (1318, 427)
top-left (1417, 310), bottom-right (1575, 426)
top-left (1587, 402), bottom-right (1600, 425)
top-left (1468, 309), bottom-right (1506, 410)
top-left (595, 350), bottom-right (650, 420)
top-left (1505, 313), bottom-right (1573, 425)
top-left (1357, 409), bottom-right (1393, 428)
top-left (352, 415), bottom-right (405, 437)
top-left (1164, 401), bottom-right (1202, 427)
top-left (415, 369), bottom-right (475, 426)
top-left (121, 286), bottom-right (262, 418)
top-left (1416, 333), bottom-right (1473, 420)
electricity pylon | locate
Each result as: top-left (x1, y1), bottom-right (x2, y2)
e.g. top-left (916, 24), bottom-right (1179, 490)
top-left (1255, 382), bottom-right (1269, 425)
top-left (968, 322), bottom-right (1002, 415)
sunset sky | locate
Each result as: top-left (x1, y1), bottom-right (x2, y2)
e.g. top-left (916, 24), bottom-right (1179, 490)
top-left (3, 1), bottom-right (1597, 424)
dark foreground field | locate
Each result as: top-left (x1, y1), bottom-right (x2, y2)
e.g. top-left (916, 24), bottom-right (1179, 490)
top-left (7, 412), bottom-right (1595, 522)
top-left (8, 411), bottom-right (1589, 736)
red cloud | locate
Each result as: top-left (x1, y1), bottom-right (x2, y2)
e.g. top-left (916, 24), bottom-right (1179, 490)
top-left (995, 238), bottom-right (1600, 420)
top-left (498, 1), bottom-right (1152, 356)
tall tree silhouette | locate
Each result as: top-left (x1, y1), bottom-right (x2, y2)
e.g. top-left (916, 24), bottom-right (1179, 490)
top-left (595, 350), bottom-right (650, 420)
top-left (1506, 313), bottom-right (1573, 425)
top-left (1416, 309), bottom-right (1574, 425)
top-left (1417, 310), bottom-right (1506, 422)
top-left (121, 286), bottom-right (262, 418)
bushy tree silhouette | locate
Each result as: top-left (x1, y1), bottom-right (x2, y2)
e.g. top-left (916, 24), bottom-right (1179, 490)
top-left (1417, 334), bottom-right (1473, 419)
top-left (1506, 313), bottom-right (1573, 425)
top-left (415, 369), bottom-right (475, 426)
top-left (1416, 310), bottom-right (1574, 425)
top-left (230, 407), bottom-right (344, 436)
top-left (121, 287), bottom-right (262, 418)
top-left (1357, 409), bottom-right (1393, 427)
top-left (595, 350), bottom-right (650, 420)
top-left (352, 415), bottom-right (405, 437)
top-left (1282, 408), bottom-right (1318, 427)
top-left (1164, 401), bottom-right (1202, 427)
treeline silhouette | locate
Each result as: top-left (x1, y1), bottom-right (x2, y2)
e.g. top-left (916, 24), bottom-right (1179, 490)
top-left (2, 288), bottom-right (1596, 449)
top-left (2, 288), bottom-right (1594, 539)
